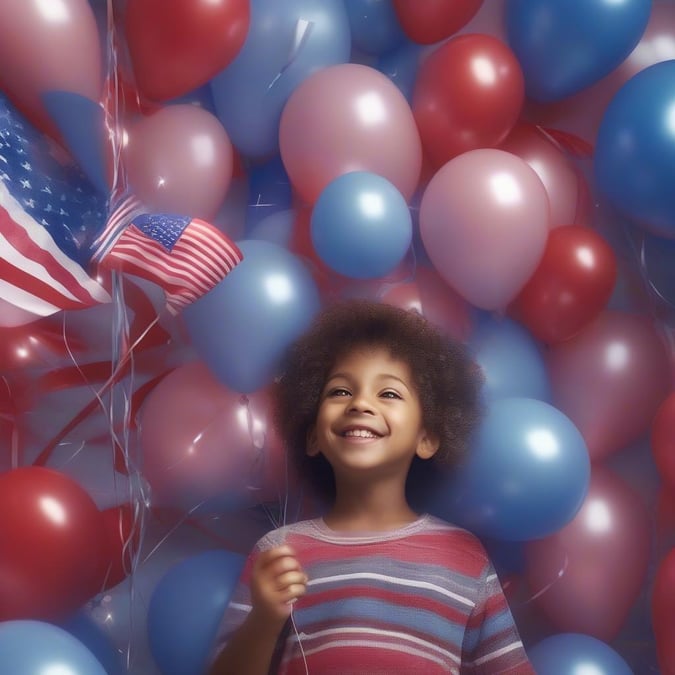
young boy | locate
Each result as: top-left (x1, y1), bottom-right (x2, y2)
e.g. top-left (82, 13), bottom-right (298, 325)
top-left (209, 300), bottom-right (534, 674)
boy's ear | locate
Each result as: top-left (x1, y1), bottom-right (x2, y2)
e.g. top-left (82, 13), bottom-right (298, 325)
top-left (416, 431), bottom-right (440, 460)
top-left (306, 427), bottom-right (320, 457)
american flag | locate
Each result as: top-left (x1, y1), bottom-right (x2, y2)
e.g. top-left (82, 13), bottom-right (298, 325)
top-left (0, 93), bottom-right (111, 318)
top-left (91, 200), bottom-right (244, 315)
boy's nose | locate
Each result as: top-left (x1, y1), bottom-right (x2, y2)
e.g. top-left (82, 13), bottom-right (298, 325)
top-left (348, 394), bottom-right (375, 414)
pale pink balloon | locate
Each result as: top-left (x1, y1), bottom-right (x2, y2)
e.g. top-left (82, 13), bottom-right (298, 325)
top-left (419, 148), bottom-right (550, 310)
top-left (525, 467), bottom-right (651, 642)
top-left (380, 266), bottom-right (473, 342)
top-left (139, 361), bottom-right (283, 511)
top-left (524, 2), bottom-right (675, 148)
top-left (498, 123), bottom-right (591, 227)
top-left (279, 63), bottom-right (422, 204)
top-left (0, 298), bottom-right (42, 328)
top-left (0, 0), bottom-right (102, 140)
top-left (124, 104), bottom-right (233, 220)
top-left (548, 310), bottom-right (672, 462)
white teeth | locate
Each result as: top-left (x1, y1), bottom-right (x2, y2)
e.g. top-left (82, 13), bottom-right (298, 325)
top-left (344, 429), bottom-right (378, 438)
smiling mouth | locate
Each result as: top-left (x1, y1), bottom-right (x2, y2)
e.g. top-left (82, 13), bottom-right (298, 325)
top-left (342, 429), bottom-right (381, 439)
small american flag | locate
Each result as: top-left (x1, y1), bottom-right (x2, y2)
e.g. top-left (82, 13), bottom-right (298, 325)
top-left (0, 93), bottom-right (111, 318)
top-left (92, 202), bottom-right (243, 315)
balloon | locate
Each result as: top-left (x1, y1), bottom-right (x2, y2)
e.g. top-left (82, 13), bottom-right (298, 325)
top-left (523, 2), bottom-right (675, 148)
top-left (548, 310), bottom-right (672, 462)
top-left (528, 633), bottom-right (634, 675)
top-left (498, 123), bottom-right (590, 228)
top-left (125, 0), bottom-right (249, 101)
top-left (245, 155), bottom-right (293, 234)
top-left (506, 0), bottom-right (651, 102)
top-left (62, 611), bottom-right (124, 675)
top-left (652, 393), bottom-right (675, 492)
top-left (310, 171), bottom-right (412, 279)
top-left (123, 104), bottom-right (233, 220)
top-left (379, 266), bottom-right (472, 342)
top-left (376, 41), bottom-right (424, 102)
top-left (210, 0), bottom-right (350, 159)
top-left (525, 467), bottom-right (651, 641)
top-left (345, 0), bottom-right (407, 54)
top-left (0, 620), bottom-right (107, 675)
top-left (435, 397), bottom-right (590, 541)
top-left (392, 0), bottom-right (483, 45)
top-left (279, 63), bottom-right (422, 204)
top-left (595, 60), bottom-right (675, 238)
top-left (0, 0), bottom-right (102, 141)
top-left (183, 240), bottom-right (321, 392)
top-left (653, 548), bottom-right (675, 674)
top-left (248, 209), bottom-right (295, 248)
top-left (419, 148), bottom-right (550, 310)
top-left (412, 34), bottom-right (524, 167)
top-left (140, 361), bottom-right (284, 511)
top-left (148, 550), bottom-right (245, 675)
top-left (0, 467), bottom-right (108, 622)
top-left (469, 316), bottom-right (551, 403)
top-left (509, 225), bottom-right (618, 344)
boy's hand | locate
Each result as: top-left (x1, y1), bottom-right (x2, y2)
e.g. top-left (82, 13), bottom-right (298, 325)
top-left (250, 545), bottom-right (308, 624)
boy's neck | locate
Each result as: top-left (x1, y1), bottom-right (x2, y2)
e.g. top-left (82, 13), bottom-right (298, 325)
top-left (324, 480), bottom-right (419, 532)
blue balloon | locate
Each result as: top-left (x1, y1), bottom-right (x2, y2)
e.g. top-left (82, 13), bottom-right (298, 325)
top-left (0, 620), bottom-right (107, 674)
top-left (528, 633), bottom-right (634, 675)
top-left (148, 550), bottom-right (245, 675)
top-left (436, 397), bottom-right (590, 541)
top-left (61, 612), bottom-right (124, 675)
top-left (595, 60), bottom-right (675, 238)
top-left (376, 41), bottom-right (423, 103)
top-left (311, 171), bottom-right (412, 279)
top-left (641, 230), bottom-right (675, 306)
top-left (245, 155), bottom-right (293, 234)
top-left (183, 240), bottom-right (321, 392)
top-left (506, 0), bottom-right (651, 102)
top-left (469, 316), bottom-right (551, 403)
top-left (344, 0), bottom-right (406, 55)
top-left (248, 209), bottom-right (295, 248)
top-left (210, 0), bottom-right (350, 158)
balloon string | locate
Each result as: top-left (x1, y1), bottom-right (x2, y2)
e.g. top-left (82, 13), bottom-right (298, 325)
top-left (267, 19), bottom-right (314, 91)
top-left (524, 554), bottom-right (570, 604)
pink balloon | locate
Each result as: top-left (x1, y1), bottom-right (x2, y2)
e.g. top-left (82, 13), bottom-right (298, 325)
top-left (525, 467), bottom-right (651, 642)
top-left (548, 310), bottom-right (672, 462)
top-left (124, 104), bottom-right (233, 220)
top-left (279, 63), bottom-right (422, 204)
top-left (380, 266), bottom-right (473, 342)
top-left (524, 2), bottom-right (675, 148)
top-left (498, 123), bottom-right (591, 227)
top-left (0, 0), bottom-right (102, 141)
top-left (419, 148), bottom-right (550, 310)
top-left (139, 361), bottom-right (284, 512)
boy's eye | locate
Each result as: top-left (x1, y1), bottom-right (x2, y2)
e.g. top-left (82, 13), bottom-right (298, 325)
top-left (327, 387), bottom-right (350, 397)
top-left (380, 390), bottom-right (402, 399)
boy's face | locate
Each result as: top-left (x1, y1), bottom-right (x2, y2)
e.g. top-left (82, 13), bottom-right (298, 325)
top-left (308, 345), bottom-right (438, 481)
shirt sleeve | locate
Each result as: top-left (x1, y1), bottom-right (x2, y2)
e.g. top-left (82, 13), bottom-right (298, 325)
top-left (460, 559), bottom-right (536, 674)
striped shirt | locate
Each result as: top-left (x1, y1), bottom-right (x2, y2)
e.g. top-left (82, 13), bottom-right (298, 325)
top-left (212, 515), bottom-right (534, 674)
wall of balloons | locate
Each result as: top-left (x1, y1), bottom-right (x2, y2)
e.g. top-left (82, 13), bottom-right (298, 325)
top-left (0, 0), bottom-right (674, 673)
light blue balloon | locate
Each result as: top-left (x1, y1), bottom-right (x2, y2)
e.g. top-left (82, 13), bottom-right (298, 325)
top-left (61, 612), bottom-right (124, 675)
top-left (345, 0), bottom-right (406, 55)
top-left (183, 240), bottom-right (321, 393)
top-left (248, 209), bottom-right (295, 248)
top-left (438, 397), bottom-right (591, 541)
top-left (311, 171), bottom-right (412, 279)
top-left (506, 0), bottom-right (651, 102)
top-left (528, 633), bottom-right (634, 675)
top-left (469, 315), bottom-right (551, 403)
top-left (595, 60), bottom-right (675, 239)
top-left (210, 0), bottom-right (350, 158)
top-left (0, 620), bottom-right (107, 675)
top-left (148, 550), bottom-right (245, 675)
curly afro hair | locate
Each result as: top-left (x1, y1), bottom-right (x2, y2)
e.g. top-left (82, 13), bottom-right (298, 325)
top-left (273, 299), bottom-right (484, 503)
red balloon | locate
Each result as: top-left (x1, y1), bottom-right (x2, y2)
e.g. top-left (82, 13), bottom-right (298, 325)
top-left (392, 0), bottom-right (484, 44)
top-left (125, 0), bottom-right (250, 101)
top-left (653, 548), bottom-right (675, 673)
top-left (509, 225), bottom-right (617, 344)
top-left (548, 310), bottom-right (672, 462)
top-left (412, 34), bottom-right (524, 167)
top-left (652, 392), bottom-right (675, 492)
top-left (0, 467), bottom-right (108, 621)
top-left (525, 467), bottom-right (651, 642)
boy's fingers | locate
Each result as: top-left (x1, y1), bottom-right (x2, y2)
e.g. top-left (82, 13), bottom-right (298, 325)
top-left (275, 570), bottom-right (308, 591)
